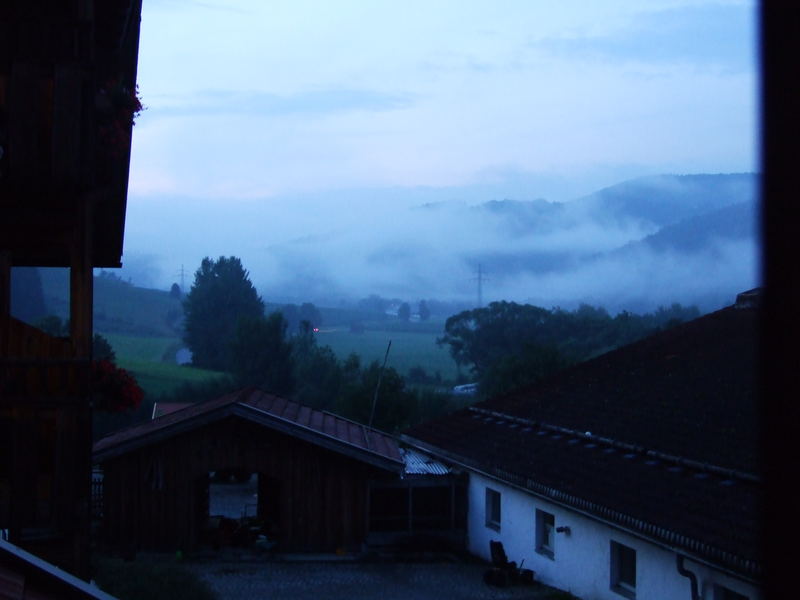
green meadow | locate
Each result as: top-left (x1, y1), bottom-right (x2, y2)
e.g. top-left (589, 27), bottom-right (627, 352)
top-left (102, 333), bottom-right (224, 398)
top-left (315, 327), bottom-right (460, 381)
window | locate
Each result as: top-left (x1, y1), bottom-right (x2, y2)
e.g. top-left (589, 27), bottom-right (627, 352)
top-left (536, 509), bottom-right (555, 558)
top-left (485, 487), bottom-right (501, 531)
top-left (714, 585), bottom-right (749, 600)
top-left (610, 541), bottom-right (636, 598)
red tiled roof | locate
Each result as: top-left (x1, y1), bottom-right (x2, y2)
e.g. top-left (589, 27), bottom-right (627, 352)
top-left (403, 302), bottom-right (761, 579)
top-left (94, 388), bottom-right (403, 471)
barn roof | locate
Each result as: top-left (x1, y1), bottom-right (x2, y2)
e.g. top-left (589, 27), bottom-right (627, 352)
top-left (93, 388), bottom-right (405, 472)
top-left (403, 294), bottom-right (761, 580)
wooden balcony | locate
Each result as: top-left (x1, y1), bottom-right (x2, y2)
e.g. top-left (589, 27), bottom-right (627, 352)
top-left (1, 318), bottom-right (89, 405)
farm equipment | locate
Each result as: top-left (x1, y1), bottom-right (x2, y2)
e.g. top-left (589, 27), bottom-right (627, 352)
top-left (483, 540), bottom-right (535, 587)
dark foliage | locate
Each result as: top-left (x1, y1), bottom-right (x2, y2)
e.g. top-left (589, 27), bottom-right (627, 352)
top-left (229, 312), bottom-right (294, 396)
top-left (334, 359), bottom-right (418, 432)
top-left (397, 302), bottom-right (411, 322)
top-left (438, 300), bottom-right (700, 398)
top-left (35, 314), bottom-right (68, 337)
top-left (183, 256), bottom-right (264, 370)
top-left (290, 325), bottom-right (342, 410)
top-left (93, 332), bottom-right (117, 363)
top-left (157, 375), bottom-right (238, 406)
top-left (418, 299), bottom-right (431, 321)
top-left (281, 302), bottom-right (323, 334)
top-left (92, 555), bottom-right (215, 600)
top-left (34, 314), bottom-right (116, 362)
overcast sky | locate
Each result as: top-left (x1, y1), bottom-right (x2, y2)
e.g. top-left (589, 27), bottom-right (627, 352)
top-left (122, 0), bottom-right (759, 298)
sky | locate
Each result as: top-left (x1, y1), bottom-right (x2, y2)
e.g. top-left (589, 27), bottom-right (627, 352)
top-left (122, 0), bottom-right (759, 306)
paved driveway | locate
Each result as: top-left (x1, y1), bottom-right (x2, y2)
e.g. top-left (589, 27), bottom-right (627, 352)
top-left (186, 558), bottom-right (561, 600)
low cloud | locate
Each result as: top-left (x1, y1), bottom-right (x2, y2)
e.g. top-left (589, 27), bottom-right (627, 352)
top-left (145, 88), bottom-right (414, 119)
top-left (123, 174), bottom-right (759, 314)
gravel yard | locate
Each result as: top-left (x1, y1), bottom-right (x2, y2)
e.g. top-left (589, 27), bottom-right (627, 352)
top-left (195, 479), bottom-right (562, 599)
top-left (185, 557), bottom-right (559, 600)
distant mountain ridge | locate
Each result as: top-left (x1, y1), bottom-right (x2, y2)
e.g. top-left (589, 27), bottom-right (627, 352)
top-left (569, 172), bottom-right (758, 227)
top-left (255, 172), bottom-right (759, 313)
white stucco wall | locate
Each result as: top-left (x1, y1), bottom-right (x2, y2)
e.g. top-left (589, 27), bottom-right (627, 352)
top-left (467, 472), bottom-right (759, 600)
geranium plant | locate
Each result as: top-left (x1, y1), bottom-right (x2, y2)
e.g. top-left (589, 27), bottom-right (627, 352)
top-left (91, 359), bottom-right (144, 412)
top-left (96, 76), bottom-right (144, 157)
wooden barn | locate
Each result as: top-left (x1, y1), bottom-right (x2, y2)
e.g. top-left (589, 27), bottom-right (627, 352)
top-left (1, 0), bottom-right (143, 578)
top-left (93, 388), bottom-right (418, 554)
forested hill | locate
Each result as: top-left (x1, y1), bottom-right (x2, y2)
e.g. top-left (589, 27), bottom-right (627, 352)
top-left (12, 268), bottom-right (183, 337)
top-left (569, 172), bottom-right (757, 228)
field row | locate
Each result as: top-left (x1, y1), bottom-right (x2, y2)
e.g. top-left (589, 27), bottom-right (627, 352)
top-left (101, 328), bottom-right (461, 399)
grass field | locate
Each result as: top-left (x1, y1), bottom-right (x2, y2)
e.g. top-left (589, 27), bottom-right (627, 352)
top-left (315, 327), bottom-right (461, 381)
top-left (103, 333), bottom-right (224, 398)
top-left (117, 359), bottom-right (225, 398)
top-left (102, 326), bottom-right (461, 399)
top-left (103, 333), bottom-right (182, 363)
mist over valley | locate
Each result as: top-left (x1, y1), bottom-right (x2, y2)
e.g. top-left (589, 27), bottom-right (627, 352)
top-left (122, 172), bottom-right (759, 314)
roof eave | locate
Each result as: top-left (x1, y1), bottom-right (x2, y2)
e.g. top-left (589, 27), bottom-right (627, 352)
top-left (232, 403), bottom-right (404, 473)
top-left (93, 402), bottom-right (404, 474)
top-left (399, 434), bottom-right (762, 584)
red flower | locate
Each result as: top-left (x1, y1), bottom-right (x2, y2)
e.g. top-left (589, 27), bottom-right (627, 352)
top-left (91, 360), bottom-right (144, 412)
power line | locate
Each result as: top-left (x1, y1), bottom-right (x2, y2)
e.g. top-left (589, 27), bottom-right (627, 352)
top-left (470, 263), bottom-right (488, 308)
top-left (173, 264), bottom-right (186, 292)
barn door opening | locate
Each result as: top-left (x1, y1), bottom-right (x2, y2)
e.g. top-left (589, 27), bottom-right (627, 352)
top-left (209, 469), bottom-right (258, 521)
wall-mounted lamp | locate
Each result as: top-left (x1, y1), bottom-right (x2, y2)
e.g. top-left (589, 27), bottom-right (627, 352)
top-left (556, 526), bottom-right (571, 535)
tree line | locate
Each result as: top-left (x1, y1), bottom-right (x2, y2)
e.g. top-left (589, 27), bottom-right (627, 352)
top-left (179, 256), bottom-right (452, 432)
top-left (437, 300), bottom-right (700, 398)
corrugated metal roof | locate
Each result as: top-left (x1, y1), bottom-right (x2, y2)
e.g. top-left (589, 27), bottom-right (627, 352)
top-left (401, 447), bottom-right (451, 475)
top-left (94, 388), bottom-right (404, 470)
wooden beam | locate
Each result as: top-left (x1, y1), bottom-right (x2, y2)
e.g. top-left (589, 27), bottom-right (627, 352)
top-left (52, 65), bottom-right (83, 182)
top-left (69, 200), bottom-right (92, 358)
top-left (0, 251), bottom-right (10, 356)
top-left (7, 62), bottom-right (43, 179)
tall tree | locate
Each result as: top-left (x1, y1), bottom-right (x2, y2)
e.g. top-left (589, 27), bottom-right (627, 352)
top-left (397, 302), bottom-right (411, 322)
top-left (183, 256), bottom-right (264, 370)
top-left (229, 312), bottom-right (293, 396)
top-left (418, 300), bottom-right (431, 322)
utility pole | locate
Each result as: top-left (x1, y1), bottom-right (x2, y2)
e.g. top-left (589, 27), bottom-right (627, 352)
top-left (478, 263), bottom-right (483, 308)
top-left (368, 340), bottom-right (392, 431)
top-left (174, 264), bottom-right (186, 292)
top-left (471, 264), bottom-right (488, 308)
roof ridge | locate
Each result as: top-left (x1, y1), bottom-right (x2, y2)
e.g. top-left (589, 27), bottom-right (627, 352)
top-left (468, 406), bottom-right (760, 484)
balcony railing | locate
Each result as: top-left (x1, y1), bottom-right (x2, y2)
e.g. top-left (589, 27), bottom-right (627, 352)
top-left (1, 318), bottom-right (89, 403)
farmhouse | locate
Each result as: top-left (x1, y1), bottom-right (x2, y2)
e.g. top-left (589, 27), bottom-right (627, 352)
top-left (402, 291), bottom-right (761, 600)
top-left (1, 0), bottom-right (143, 580)
top-left (93, 388), bottom-right (464, 554)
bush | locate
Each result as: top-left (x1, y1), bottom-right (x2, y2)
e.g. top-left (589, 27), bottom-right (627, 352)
top-left (92, 555), bottom-right (216, 600)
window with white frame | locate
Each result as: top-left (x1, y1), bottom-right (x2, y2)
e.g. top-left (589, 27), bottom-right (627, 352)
top-left (535, 509), bottom-right (555, 558)
top-left (485, 487), bottom-right (501, 531)
top-left (610, 540), bottom-right (637, 598)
